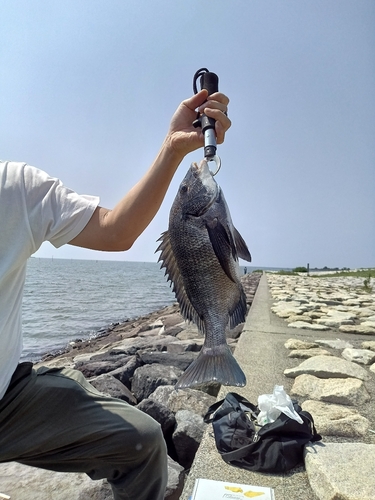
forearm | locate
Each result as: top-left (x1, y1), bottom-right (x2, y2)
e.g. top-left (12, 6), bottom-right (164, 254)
top-left (103, 138), bottom-right (184, 250)
top-left (69, 137), bottom-right (184, 251)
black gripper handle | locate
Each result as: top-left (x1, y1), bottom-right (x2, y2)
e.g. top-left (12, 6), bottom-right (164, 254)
top-left (200, 71), bottom-right (219, 96)
top-left (192, 69), bottom-right (220, 158)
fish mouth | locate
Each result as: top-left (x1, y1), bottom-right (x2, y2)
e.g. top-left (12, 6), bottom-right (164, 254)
top-left (191, 159), bottom-right (211, 177)
top-left (191, 160), bottom-right (219, 194)
top-left (189, 160), bottom-right (219, 216)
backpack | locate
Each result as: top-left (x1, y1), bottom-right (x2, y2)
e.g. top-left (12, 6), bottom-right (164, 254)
top-left (204, 392), bottom-right (322, 473)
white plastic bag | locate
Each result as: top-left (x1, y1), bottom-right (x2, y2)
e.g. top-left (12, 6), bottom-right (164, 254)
top-left (257, 385), bottom-right (303, 425)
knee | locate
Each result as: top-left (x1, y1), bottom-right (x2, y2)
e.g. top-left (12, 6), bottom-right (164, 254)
top-left (134, 411), bottom-right (166, 457)
top-left (115, 407), bottom-right (166, 461)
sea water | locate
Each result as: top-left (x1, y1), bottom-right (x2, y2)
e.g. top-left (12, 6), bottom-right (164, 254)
top-left (22, 258), bottom-right (176, 361)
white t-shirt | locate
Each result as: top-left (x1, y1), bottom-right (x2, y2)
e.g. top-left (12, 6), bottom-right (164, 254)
top-left (0, 161), bottom-right (100, 399)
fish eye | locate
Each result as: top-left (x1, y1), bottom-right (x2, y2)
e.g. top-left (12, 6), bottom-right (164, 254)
top-left (180, 185), bottom-right (188, 194)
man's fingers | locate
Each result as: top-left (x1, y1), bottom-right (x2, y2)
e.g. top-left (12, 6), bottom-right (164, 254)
top-left (182, 90), bottom-right (208, 111)
top-left (184, 91), bottom-right (229, 113)
top-left (207, 92), bottom-right (230, 106)
top-left (204, 108), bottom-right (231, 129)
top-left (203, 108), bottom-right (232, 144)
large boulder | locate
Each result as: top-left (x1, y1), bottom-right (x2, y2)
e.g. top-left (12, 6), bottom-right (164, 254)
top-left (106, 355), bottom-right (142, 388)
top-left (0, 462), bottom-right (111, 499)
top-left (136, 398), bottom-right (176, 435)
top-left (172, 410), bottom-right (207, 469)
top-left (0, 458), bottom-right (185, 500)
top-left (74, 357), bottom-right (130, 378)
top-left (131, 364), bottom-right (183, 401)
top-left (165, 456), bottom-right (185, 500)
top-left (138, 351), bottom-right (198, 371)
top-left (89, 373), bottom-right (137, 405)
top-left (148, 385), bottom-right (176, 407)
top-left (167, 388), bottom-right (216, 417)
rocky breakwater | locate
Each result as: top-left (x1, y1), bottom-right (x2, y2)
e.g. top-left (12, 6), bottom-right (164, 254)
top-left (268, 273), bottom-right (375, 500)
top-left (0, 272), bottom-right (260, 500)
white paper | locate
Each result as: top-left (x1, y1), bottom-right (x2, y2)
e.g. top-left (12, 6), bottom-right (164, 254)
top-left (190, 478), bottom-right (275, 500)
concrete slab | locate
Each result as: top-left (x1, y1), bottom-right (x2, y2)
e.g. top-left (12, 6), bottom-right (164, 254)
top-left (180, 273), bottom-right (375, 500)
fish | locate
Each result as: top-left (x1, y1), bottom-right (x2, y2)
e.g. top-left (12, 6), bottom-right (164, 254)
top-left (156, 159), bottom-right (251, 389)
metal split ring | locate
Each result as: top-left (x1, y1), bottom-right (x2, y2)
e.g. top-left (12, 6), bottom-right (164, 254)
top-left (206, 155), bottom-right (221, 176)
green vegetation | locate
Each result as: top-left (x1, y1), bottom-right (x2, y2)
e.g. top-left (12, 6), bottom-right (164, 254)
top-left (272, 270), bottom-right (297, 276)
top-left (270, 267), bottom-right (308, 275)
top-left (313, 269), bottom-right (375, 279)
top-left (293, 266), bottom-right (308, 273)
top-left (269, 268), bottom-right (375, 280)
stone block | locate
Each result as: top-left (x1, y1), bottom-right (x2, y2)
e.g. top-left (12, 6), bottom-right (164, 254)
top-left (288, 348), bottom-right (331, 359)
top-left (305, 443), bottom-right (375, 500)
top-left (284, 339), bottom-right (319, 350)
top-left (302, 400), bottom-right (369, 437)
top-left (291, 374), bottom-right (370, 406)
top-left (284, 355), bottom-right (370, 381)
top-left (342, 348), bottom-right (375, 365)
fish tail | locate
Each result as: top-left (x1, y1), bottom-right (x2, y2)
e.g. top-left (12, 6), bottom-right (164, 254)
top-left (175, 344), bottom-right (246, 389)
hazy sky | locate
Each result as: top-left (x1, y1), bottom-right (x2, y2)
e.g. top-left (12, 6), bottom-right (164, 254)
top-left (2, 0), bottom-right (374, 269)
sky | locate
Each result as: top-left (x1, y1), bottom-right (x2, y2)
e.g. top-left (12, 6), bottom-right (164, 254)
top-left (1, 0), bottom-right (374, 269)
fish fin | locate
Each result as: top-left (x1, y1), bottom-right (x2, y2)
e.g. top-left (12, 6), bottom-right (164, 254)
top-left (233, 226), bottom-right (252, 262)
top-left (156, 231), bottom-right (205, 332)
top-left (229, 287), bottom-right (248, 329)
top-left (206, 219), bottom-right (238, 283)
top-left (175, 344), bottom-right (246, 389)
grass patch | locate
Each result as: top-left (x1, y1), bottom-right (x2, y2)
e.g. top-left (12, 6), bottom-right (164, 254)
top-left (311, 269), bottom-right (375, 278)
top-left (271, 270), bottom-right (298, 276)
top-left (268, 268), bottom-right (375, 280)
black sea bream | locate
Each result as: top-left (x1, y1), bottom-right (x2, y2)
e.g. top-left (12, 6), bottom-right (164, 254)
top-left (157, 160), bottom-right (251, 389)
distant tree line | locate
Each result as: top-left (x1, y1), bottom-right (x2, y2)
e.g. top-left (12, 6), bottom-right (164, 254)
top-left (293, 266), bottom-right (351, 273)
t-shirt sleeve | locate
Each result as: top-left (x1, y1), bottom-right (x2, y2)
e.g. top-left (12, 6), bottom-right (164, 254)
top-left (22, 164), bottom-right (100, 250)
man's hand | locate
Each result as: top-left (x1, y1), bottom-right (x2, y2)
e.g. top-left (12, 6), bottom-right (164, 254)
top-left (165, 90), bottom-right (231, 158)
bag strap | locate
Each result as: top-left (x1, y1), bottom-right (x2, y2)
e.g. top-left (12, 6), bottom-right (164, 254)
top-left (220, 440), bottom-right (258, 462)
top-left (204, 398), bottom-right (227, 423)
top-left (300, 410), bottom-right (322, 441)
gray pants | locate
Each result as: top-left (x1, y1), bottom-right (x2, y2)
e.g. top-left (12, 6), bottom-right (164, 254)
top-left (0, 363), bottom-right (168, 500)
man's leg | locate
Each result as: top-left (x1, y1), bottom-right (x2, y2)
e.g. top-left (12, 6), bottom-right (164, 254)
top-left (0, 364), bottom-right (168, 500)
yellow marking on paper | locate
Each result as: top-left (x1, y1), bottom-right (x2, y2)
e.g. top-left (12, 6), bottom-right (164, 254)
top-left (244, 491), bottom-right (265, 498)
top-left (225, 486), bottom-right (243, 493)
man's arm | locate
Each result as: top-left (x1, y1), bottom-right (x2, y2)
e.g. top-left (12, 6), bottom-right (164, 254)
top-left (69, 90), bottom-right (231, 251)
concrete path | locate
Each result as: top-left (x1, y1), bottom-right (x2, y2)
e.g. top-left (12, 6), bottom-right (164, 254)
top-left (180, 273), bottom-right (375, 500)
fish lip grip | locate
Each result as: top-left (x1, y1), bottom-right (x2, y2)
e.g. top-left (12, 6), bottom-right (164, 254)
top-left (192, 68), bottom-right (221, 176)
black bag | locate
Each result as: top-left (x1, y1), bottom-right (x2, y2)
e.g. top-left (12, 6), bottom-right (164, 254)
top-left (204, 392), bottom-right (322, 473)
